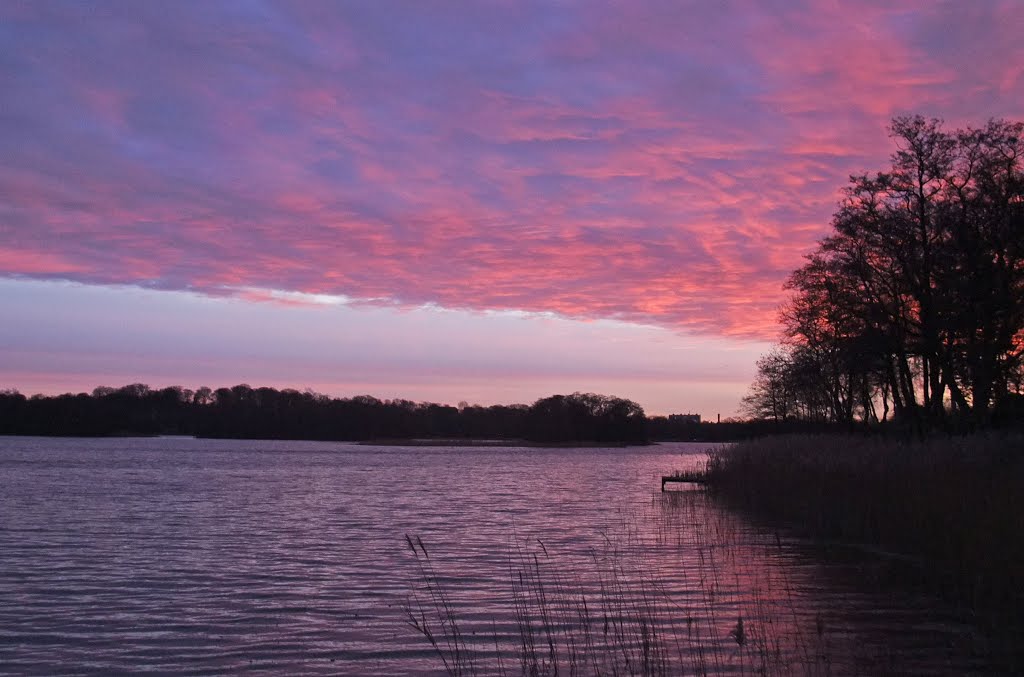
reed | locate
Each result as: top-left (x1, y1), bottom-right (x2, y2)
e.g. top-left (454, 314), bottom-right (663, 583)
top-left (405, 435), bottom-right (1022, 673)
top-left (701, 433), bottom-right (1024, 661)
top-left (404, 534), bottom-right (475, 676)
top-left (405, 532), bottom-right (681, 676)
top-left (403, 504), bottom-right (838, 676)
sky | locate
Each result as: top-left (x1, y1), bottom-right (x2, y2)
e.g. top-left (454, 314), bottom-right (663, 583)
top-left (0, 1), bottom-right (1021, 416)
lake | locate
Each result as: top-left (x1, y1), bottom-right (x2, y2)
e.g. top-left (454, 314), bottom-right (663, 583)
top-left (0, 437), bottom-right (994, 675)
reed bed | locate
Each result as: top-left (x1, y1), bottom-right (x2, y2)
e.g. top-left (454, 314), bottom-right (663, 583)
top-left (701, 433), bottom-right (1024, 660)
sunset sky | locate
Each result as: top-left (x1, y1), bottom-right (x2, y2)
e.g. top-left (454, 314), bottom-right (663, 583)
top-left (1, 1), bottom-right (1021, 416)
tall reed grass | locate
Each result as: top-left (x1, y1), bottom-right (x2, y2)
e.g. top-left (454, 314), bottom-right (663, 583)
top-left (702, 433), bottom-right (1024, 665)
top-left (403, 500), bottom-right (841, 676)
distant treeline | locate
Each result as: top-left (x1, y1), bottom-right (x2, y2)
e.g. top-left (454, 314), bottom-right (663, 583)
top-left (0, 382), bottom-right (877, 444)
top-left (0, 384), bottom-right (655, 444)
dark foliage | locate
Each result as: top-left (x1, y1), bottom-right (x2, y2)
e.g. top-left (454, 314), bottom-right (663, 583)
top-left (703, 434), bottom-right (1024, 664)
top-left (524, 392), bottom-right (647, 443)
top-left (744, 116), bottom-right (1024, 431)
top-left (0, 385), bottom-right (648, 444)
top-left (647, 415), bottom-right (841, 441)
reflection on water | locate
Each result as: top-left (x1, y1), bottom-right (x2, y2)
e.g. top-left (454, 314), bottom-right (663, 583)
top-left (0, 437), bottom-right (994, 674)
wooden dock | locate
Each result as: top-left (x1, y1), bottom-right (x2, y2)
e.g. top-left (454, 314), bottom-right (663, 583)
top-left (661, 473), bottom-right (707, 491)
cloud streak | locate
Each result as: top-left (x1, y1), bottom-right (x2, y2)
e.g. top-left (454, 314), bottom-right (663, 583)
top-left (1, 1), bottom-right (1021, 339)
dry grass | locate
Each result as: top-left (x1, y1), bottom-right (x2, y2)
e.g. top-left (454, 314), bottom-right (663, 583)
top-left (403, 502), bottom-right (842, 676)
top-left (701, 433), bottom-right (1024, 662)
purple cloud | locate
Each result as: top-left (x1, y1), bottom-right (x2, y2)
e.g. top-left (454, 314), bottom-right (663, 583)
top-left (1, 0), bottom-right (1020, 339)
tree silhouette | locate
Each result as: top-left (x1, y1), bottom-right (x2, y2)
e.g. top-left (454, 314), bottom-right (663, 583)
top-left (0, 385), bottom-right (649, 443)
top-left (745, 116), bottom-right (1024, 429)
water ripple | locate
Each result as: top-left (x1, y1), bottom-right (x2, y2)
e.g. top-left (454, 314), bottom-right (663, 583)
top-left (0, 437), bottom-right (992, 675)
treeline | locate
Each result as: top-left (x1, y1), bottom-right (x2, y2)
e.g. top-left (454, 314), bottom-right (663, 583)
top-left (744, 116), bottom-right (1024, 431)
top-left (647, 415), bottom-right (841, 441)
top-left (0, 384), bottom-right (649, 444)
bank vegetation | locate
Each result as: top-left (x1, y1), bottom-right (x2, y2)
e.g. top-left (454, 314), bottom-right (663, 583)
top-left (743, 116), bottom-right (1024, 432)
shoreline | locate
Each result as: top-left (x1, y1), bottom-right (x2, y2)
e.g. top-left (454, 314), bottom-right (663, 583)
top-left (0, 432), bottom-right (656, 447)
top-left (695, 432), bottom-right (1024, 666)
top-left (358, 438), bottom-right (654, 448)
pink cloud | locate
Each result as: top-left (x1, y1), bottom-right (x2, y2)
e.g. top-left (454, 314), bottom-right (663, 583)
top-left (0, 248), bottom-right (90, 276)
top-left (0, 2), bottom-right (1020, 341)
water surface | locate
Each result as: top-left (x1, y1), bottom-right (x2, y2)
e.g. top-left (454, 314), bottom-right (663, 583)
top-left (0, 437), bottom-right (991, 674)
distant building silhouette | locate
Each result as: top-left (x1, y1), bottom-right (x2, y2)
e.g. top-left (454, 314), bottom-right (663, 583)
top-left (668, 413), bottom-right (700, 424)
